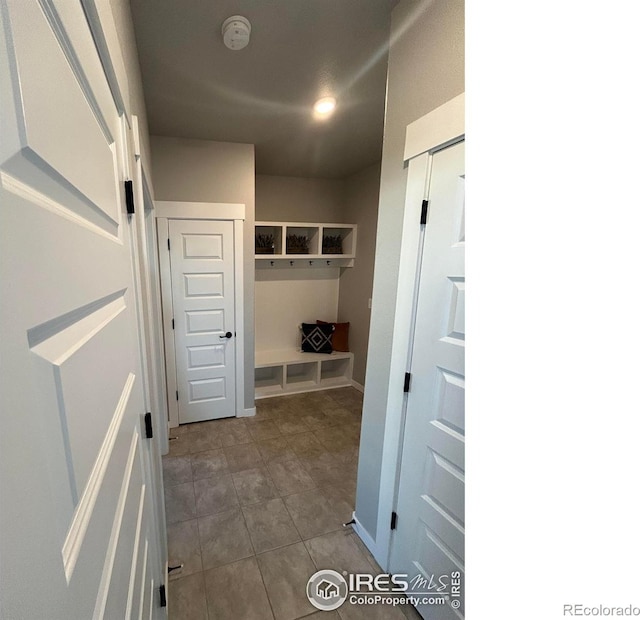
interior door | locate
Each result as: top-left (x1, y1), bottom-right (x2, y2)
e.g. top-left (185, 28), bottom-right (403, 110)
top-left (0, 1), bottom-right (163, 618)
top-left (169, 219), bottom-right (236, 423)
top-left (390, 140), bottom-right (465, 619)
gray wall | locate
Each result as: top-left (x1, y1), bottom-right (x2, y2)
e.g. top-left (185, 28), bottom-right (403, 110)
top-left (255, 175), bottom-right (346, 222)
top-left (338, 162), bottom-right (381, 385)
top-left (149, 135), bottom-right (256, 411)
top-left (355, 0), bottom-right (464, 541)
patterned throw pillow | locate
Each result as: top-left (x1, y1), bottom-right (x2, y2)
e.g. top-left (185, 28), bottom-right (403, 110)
top-left (301, 323), bottom-right (335, 354)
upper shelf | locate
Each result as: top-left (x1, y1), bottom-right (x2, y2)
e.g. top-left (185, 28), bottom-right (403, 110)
top-left (255, 221), bottom-right (357, 262)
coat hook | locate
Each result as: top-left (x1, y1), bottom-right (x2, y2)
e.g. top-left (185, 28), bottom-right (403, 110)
top-left (290, 260), bottom-right (294, 266)
top-left (270, 261), bottom-right (274, 267)
top-left (309, 260), bottom-right (313, 266)
top-left (327, 260), bottom-right (331, 266)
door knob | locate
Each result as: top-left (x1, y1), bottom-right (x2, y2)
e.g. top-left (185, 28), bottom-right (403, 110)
top-left (220, 331), bottom-right (233, 339)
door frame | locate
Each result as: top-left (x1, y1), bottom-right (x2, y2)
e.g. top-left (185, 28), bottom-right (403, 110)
top-left (354, 93), bottom-right (464, 568)
top-left (130, 116), bottom-right (170, 457)
top-left (84, 1), bottom-right (169, 602)
top-left (155, 201), bottom-right (246, 428)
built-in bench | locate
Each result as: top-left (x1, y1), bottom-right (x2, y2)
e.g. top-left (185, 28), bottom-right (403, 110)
top-left (255, 349), bottom-right (354, 399)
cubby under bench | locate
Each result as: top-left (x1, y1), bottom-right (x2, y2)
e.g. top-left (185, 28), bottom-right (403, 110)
top-left (255, 349), bottom-right (354, 399)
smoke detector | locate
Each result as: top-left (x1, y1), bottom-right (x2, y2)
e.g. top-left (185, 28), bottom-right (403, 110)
top-left (222, 16), bottom-right (251, 50)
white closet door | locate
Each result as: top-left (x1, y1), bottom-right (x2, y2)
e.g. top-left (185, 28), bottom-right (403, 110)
top-left (390, 140), bottom-right (465, 620)
top-left (169, 219), bottom-right (236, 422)
top-left (0, 1), bottom-right (163, 617)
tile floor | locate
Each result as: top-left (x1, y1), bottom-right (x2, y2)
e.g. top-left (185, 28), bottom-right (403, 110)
top-left (163, 387), bottom-right (419, 620)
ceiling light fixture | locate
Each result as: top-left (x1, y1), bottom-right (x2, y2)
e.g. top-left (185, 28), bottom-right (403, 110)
top-left (313, 97), bottom-right (337, 117)
top-left (222, 16), bottom-right (251, 50)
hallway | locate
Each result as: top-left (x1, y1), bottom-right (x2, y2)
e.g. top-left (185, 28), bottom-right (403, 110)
top-left (163, 388), bottom-right (416, 619)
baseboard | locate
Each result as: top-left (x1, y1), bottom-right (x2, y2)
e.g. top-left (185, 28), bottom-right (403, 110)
top-left (238, 407), bottom-right (256, 418)
top-left (351, 380), bottom-right (364, 393)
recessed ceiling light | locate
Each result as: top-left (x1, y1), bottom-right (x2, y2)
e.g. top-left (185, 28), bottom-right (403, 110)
top-left (313, 97), bottom-right (336, 117)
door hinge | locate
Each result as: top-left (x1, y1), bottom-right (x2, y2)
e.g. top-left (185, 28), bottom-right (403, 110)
top-left (159, 584), bottom-right (167, 608)
top-left (144, 412), bottom-right (153, 439)
top-left (172, 318), bottom-right (175, 330)
top-left (391, 511), bottom-right (398, 530)
top-left (125, 180), bottom-right (135, 214)
top-left (176, 390), bottom-right (179, 401)
top-left (420, 199), bottom-right (429, 225)
top-left (403, 372), bottom-right (411, 393)
top-left (167, 238), bottom-right (171, 251)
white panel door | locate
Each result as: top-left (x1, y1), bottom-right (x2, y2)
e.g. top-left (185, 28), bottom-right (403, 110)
top-left (169, 219), bottom-right (236, 423)
top-left (390, 140), bottom-right (465, 619)
top-left (0, 2), bottom-right (163, 618)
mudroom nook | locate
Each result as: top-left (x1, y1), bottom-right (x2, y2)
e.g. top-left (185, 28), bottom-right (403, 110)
top-left (254, 221), bottom-right (358, 399)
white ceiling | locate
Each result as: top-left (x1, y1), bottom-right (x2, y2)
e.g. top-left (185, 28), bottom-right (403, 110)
top-left (130, 0), bottom-right (397, 178)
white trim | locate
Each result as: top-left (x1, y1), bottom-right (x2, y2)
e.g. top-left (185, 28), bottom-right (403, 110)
top-left (155, 200), bottom-right (245, 220)
top-left (351, 380), bottom-right (364, 393)
top-left (352, 515), bottom-right (384, 565)
top-left (93, 431), bottom-right (139, 618)
top-left (0, 171), bottom-right (119, 243)
top-left (124, 122), bottom-right (153, 419)
top-left (62, 373), bottom-right (134, 582)
top-left (125, 484), bottom-right (146, 618)
top-left (128, 117), bottom-right (169, 457)
top-left (403, 92), bottom-right (465, 161)
top-left (371, 151), bottom-right (431, 571)
top-left (256, 383), bottom-right (352, 400)
top-left (163, 560), bottom-right (169, 612)
top-left (81, 0), bottom-right (129, 121)
top-left (139, 176), bottom-right (169, 455)
top-left (156, 217), bottom-right (179, 429)
top-left (364, 93), bottom-right (465, 570)
top-left (134, 159), bottom-right (170, 594)
top-left (156, 202), bottom-right (246, 425)
top-left (233, 220), bottom-right (246, 418)
top-left (131, 114), bottom-right (141, 159)
top-left (239, 407), bottom-right (256, 418)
